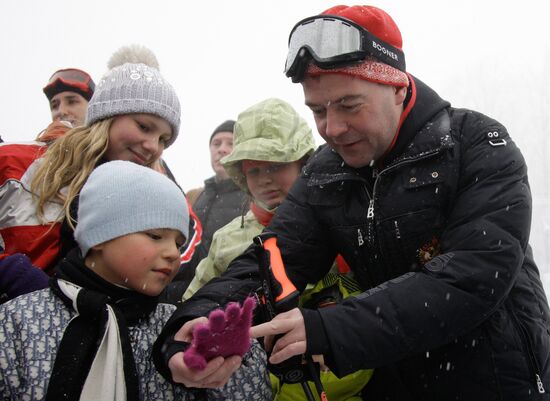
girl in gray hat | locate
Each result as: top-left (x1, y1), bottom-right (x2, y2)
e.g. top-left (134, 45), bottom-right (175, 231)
top-left (0, 45), bottom-right (200, 303)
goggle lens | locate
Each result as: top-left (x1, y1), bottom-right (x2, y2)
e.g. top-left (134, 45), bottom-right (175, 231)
top-left (285, 17), bottom-right (362, 73)
top-left (43, 68), bottom-right (94, 100)
top-left (47, 69), bottom-right (91, 86)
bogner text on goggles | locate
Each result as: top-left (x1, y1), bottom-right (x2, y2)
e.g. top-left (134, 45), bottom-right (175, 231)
top-left (285, 15), bottom-right (406, 82)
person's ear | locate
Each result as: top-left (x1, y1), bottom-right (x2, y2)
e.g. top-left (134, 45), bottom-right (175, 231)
top-left (394, 86), bottom-right (407, 105)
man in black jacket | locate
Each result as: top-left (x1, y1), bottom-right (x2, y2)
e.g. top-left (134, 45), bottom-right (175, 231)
top-left (154, 5), bottom-right (550, 400)
top-left (187, 120), bottom-right (249, 253)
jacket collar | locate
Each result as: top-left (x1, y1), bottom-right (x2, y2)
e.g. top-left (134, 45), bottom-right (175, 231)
top-left (204, 175), bottom-right (242, 193)
top-left (383, 75), bottom-right (451, 166)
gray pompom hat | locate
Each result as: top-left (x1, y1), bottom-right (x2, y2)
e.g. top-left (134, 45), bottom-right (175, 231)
top-left (75, 160), bottom-right (189, 256)
top-left (85, 45), bottom-right (181, 147)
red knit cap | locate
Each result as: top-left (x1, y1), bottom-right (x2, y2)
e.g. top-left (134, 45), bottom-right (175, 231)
top-left (306, 5), bottom-right (409, 87)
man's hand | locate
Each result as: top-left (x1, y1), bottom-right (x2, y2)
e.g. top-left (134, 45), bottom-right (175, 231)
top-left (168, 316), bottom-right (243, 388)
top-left (250, 307), bottom-right (306, 364)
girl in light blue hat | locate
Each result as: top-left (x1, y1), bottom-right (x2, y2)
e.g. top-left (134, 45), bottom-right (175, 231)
top-left (0, 160), bottom-right (271, 401)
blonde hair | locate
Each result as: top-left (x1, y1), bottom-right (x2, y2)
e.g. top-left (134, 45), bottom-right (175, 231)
top-left (31, 119), bottom-right (113, 228)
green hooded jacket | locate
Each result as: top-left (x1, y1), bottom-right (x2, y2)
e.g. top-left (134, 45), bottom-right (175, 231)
top-left (184, 98), bottom-right (316, 299)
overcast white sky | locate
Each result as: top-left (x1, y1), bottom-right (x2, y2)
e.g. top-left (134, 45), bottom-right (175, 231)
top-left (1, 0), bottom-right (549, 286)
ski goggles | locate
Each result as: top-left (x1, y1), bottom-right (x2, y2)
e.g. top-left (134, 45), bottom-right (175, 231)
top-left (284, 15), bottom-right (406, 83)
top-left (43, 68), bottom-right (95, 100)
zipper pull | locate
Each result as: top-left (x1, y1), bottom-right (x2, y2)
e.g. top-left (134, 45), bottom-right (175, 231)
top-left (367, 199), bottom-right (374, 219)
top-left (536, 373), bottom-right (546, 393)
top-left (357, 229), bottom-right (364, 246)
top-left (394, 220), bottom-right (401, 239)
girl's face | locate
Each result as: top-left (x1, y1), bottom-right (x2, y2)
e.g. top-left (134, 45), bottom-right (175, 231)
top-left (244, 160), bottom-right (302, 209)
top-left (104, 114), bottom-right (172, 166)
top-left (86, 228), bottom-right (185, 296)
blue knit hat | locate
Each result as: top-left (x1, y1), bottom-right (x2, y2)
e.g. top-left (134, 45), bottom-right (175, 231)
top-left (85, 45), bottom-right (181, 147)
top-left (75, 160), bottom-right (189, 256)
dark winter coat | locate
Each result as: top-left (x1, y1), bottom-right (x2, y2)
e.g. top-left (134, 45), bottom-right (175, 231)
top-left (161, 177), bottom-right (249, 301)
top-left (155, 76), bottom-right (550, 400)
top-left (192, 176), bottom-right (249, 253)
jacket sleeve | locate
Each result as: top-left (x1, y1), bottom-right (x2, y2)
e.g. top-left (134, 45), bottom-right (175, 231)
top-left (304, 114), bottom-right (534, 376)
top-left (182, 226), bottom-right (233, 301)
top-left (0, 142), bottom-right (62, 272)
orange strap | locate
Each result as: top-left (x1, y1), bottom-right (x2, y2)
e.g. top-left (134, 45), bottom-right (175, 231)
top-left (263, 237), bottom-right (297, 302)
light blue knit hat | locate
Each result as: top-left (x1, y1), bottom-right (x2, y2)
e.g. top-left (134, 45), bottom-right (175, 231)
top-left (75, 160), bottom-right (189, 256)
top-left (85, 45), bottom-right (181, 147)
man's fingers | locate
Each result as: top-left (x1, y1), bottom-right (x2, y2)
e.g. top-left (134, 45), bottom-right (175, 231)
top-left (250, 316), bottom-right (292, 338)
top-left (269, 338), bottom-right (307, 364)
top-left (250, 321), bottom-right (274, 339)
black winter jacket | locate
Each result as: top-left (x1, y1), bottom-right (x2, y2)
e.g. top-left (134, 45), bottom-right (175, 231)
top-left (192, 176), bottom-right (249, 253)
top-left (155, 77), bottom-right (550, 400)
top-left (161, 177), bottom-right (249, 303)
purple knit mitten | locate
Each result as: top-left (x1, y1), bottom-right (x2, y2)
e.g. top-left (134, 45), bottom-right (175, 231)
top-left (184, 296), bottom-right (256, 370)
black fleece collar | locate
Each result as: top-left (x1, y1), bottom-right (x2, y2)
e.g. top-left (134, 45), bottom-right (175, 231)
top-left (384, 75), bottom-right (451, 165)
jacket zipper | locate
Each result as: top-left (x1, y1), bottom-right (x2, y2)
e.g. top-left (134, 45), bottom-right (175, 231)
top-left (364, 148), bottom-right (441, 228)
top-left (361, 150), bottom-right (443, 283)
top-left (362, 186), bottom-right (375, 248)
top-left (324, 149), bottom-right (444, 285)
top-left (510, 308), bottom-right (546, 393)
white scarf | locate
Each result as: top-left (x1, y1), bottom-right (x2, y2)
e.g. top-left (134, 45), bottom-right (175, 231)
top-left (58, 279), bottom-right (127, 401)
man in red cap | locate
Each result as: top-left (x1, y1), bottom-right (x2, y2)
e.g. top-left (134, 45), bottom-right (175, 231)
top-left (155, 5), bottom-right (549, 400)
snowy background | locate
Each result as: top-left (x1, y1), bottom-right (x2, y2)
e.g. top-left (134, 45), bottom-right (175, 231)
top-left (0, 0), bottom-right (548, 295)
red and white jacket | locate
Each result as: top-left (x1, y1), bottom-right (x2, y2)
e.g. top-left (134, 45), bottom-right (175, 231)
top-left (0, 141), bottom-right (62, 272)
top-left (0, 141), bottom-right (201, 273)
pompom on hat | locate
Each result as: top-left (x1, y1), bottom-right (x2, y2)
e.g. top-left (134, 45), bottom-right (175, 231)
top-left (306, 5), bottom-right (409, 87)
top-left (86, 45), bottom-right (181, 147)
top-left (74, 160), bottom-right (189, 257)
